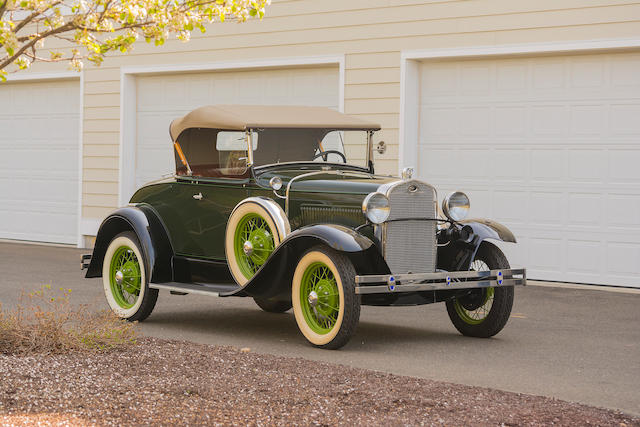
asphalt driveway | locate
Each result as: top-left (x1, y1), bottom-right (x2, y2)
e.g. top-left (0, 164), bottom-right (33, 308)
top-left (1, 241), bottom-right (638, 416)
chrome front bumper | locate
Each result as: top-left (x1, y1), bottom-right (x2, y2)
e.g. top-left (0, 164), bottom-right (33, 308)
top-left (354, 268), bottom-right (526, 295)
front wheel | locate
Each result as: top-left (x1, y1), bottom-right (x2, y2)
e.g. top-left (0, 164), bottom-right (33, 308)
top-left (102, 231), bottom-right (158, 321)
top-left (445, 242), bottom-right (514, 338)
top-left (291, 246), bottom-right (360, 350)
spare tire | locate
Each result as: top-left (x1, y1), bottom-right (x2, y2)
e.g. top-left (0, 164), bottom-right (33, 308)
top-left (225, 197), bottom-right (289, 286)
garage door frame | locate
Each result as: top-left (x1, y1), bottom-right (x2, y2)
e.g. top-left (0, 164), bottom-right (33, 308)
top-left (398, 38), bottom-right (640, 286)
top-left (3, 71), bottom-right (84, 247)
top-left (118, 55), bottom-right (345, 207)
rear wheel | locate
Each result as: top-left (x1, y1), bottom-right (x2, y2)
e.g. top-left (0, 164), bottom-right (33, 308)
top-left (446, 242), bottom-right (514, 338)
top-left (291, 246), bottom-right (360, 349)
top-left (102, 231), bottom-right (158, 321)
top-left (254, 297), bottom-right (292, 313)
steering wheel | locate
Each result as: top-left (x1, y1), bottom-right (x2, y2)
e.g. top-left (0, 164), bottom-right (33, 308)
top-left (312, 150), bottom-right (347, 163)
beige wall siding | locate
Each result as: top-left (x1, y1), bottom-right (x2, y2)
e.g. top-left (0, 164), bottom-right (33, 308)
top-left (73, 0), bottom-right (640, 225)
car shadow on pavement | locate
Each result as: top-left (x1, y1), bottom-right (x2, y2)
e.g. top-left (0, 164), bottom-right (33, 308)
top-left (141, 304), bottom-right (465, 349)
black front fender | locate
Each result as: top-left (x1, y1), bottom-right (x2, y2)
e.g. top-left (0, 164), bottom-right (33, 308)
top-left (234, 224), bottom-right (389, 300)
top-left (460, 219), bottom-right (516, 243)
top-left (84, 205), bottom-right (173, 282)
top-left (438, 219), bottom-right (516, 271)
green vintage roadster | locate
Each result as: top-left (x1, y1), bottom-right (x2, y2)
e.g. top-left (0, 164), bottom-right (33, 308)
top-left (82, 105), bottom-right (526, 349)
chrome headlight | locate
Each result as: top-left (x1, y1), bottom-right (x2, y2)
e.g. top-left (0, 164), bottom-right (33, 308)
top-left (442, 191), bottom-right (470, 221)
top-left (362, 193), bottom-right (390, 224)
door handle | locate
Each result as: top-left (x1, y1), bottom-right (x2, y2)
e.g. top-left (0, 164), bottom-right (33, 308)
top-left (193, 192), bottom-right (203, 200)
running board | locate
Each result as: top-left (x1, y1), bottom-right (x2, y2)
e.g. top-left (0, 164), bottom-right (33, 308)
top-left (149, 282), bottom-right (242, 297)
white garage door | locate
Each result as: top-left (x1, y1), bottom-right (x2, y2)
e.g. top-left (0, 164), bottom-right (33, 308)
top-left (0, 79), bottom-right (79, 245)
top-left (135, 67), bottom-right (339, 189)
top-left (418, 52), bottom-right (640, 287)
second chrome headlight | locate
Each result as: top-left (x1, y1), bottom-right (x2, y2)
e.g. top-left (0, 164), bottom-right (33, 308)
top-left (362, 193), bottom-right (390, 224)
top-left (442, 191), bottom-right (470, 221)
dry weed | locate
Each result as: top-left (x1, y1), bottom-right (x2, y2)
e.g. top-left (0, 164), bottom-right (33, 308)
top-left (0, 285), bottom-right (136, 355)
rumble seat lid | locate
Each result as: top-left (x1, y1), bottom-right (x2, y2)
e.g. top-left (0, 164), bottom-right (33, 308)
top-left (169, 105), bottom-right (381, 140)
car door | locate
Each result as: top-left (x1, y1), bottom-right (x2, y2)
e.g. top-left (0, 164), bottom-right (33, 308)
top-left (172, 176), bottom-right (249, 260)
top-left (166, 128), bottom-right (254, 260)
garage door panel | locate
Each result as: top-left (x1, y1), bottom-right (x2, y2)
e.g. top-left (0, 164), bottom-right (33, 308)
top-left (567, 239), bottom-right (603, 277)
top-left (212, 78), bottom-right (239, 103)
top-left (493, 149), bottom-right (529, 179)
top-left (492, 191), bottom-right (528, 224)
top-left (420, 108), bottom-right (457, 137)
top-left (570, 104), bottom-right (605, 135)
top-left (134, 67), bottom-right (339, 190)
top-left (418, 51), bottom-right (640, 287)
top-left (495, 106), bottom-right (527, 135)
top-left (611, 53), bottom-right (640, 86)
top-left (607, 194), bottom-right (640, 227)
top-left (568, 150), bottom-right (605, 182)
top-left (531, 149), bottom-right (567, 181)
top-left (529, 237), bottom-right (564, 273)
top-left (0, 80), bottom-right (79, 244)
top-left (532, 105), bottom-right (568, 136)
top-left (607, 243), bottom-right (640, 276)
top-left (567, 193), bottom-right (603, 226)
top-left (610, 103), bottom-right (640, 134)
top-left (609, 150), bottom-right (640, 183)
top-left (530, 192), bottom-right (566, 225)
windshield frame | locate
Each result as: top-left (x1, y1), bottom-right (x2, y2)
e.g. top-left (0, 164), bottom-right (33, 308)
top-left (245, 128), bottom-right (375, 173)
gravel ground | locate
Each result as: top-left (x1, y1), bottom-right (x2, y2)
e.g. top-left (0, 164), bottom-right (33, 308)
top-left (0, 338), bottom-right (637, 427)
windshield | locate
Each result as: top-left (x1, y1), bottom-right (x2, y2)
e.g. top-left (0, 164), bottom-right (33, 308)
top-left (251, 128), bottom-right (369, 169)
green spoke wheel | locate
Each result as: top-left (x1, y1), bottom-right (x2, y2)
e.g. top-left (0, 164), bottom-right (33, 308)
top-left (445, 242), bottom-right (514, 338)
top-left (102, 231), bottom-right (158, 321)
top-left (292, 246), bottom-right (360, 349)
top-left (233, 213), bottom-right (276, 279)
top-left (109, 246), bottom-right (142, 309)
top-left (299, 262), bottom-right (340, 334)
top-left (225, 199), bottom-right (288, 286)
top-left (453, 287), bottom-right (494, 325)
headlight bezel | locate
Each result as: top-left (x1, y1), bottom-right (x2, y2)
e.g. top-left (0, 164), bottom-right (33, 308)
top-left (362, 192), bottom-right (390, 224)
top-left (442, 191), bottom-right (470, 222)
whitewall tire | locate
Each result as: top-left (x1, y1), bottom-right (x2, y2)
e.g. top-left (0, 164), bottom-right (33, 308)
top-left (102, 231), bottom-right (158, 321)
top-left (225, 200), bottom-right (287, 286)
top-left (291, 246), bottom-right (360, 349)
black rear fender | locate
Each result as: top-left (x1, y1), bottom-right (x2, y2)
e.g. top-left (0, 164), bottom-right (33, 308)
top-left (238, 224), bottom-right (389, 300)
top-left (84, 205), bottom-right (173, 282)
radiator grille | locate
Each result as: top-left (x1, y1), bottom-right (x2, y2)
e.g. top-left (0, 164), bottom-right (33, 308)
top-left (300, 206), bottom-right (364, 228)
top-left (383, 180), bottom-right (437, 275)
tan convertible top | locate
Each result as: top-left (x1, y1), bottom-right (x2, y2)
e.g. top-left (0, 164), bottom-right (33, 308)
top-left (169, 105), bottom-right (381, 140)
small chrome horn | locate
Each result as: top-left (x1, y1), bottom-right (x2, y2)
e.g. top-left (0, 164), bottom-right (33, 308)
top-left (401, 167), bottom-right (414, 180)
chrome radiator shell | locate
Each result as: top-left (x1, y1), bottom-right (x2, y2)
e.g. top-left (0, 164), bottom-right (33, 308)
top-left (378, 179), bottom-right (438, 275)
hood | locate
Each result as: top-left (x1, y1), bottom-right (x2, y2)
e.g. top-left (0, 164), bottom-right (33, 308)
top-left (256, 167), bottom-right (399, 195)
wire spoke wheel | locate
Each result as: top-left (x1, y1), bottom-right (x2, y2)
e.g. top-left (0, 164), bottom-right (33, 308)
top-left (102, 232), bottom-right (158, 322)
top-left (225, 199), bottom-right (290, 286)
top-left (453, 259), bottom-right (494, 325)
top-left (445, 242), bottom-right (515, 338)
top-left (292, 246), bottom-right (360, 349)
top-left (233, 213), bottom-right (276, 280)
top-left (109, 245), bottom-right (142, 309)
top-left (300, 262), bottom-right (340, 334)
